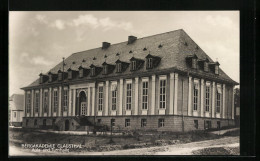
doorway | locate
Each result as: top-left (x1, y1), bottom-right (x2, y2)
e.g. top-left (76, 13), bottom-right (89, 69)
top-left (77, 91), bottom-right (88, 116)
top-left (65, 120), bottom-right (69, 131)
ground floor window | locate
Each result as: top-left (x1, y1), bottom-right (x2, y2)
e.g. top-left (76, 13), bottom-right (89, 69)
top-left (158, 118), bottom-right (165, 127)
top-left (194, 120), bottom-right (198, 129)
top-left (141, 119), bottom-right (147, 127)
top-left (125, 119), bottom-right (130, 127)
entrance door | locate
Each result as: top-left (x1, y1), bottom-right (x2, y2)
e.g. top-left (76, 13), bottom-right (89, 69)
top-left (81, 102), bottom-right (87, 116)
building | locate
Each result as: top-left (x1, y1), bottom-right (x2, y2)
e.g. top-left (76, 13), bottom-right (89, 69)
top-left (9, 94), bottom-right (24, 127)
top-left (21, 29), bottom-right (238, 131)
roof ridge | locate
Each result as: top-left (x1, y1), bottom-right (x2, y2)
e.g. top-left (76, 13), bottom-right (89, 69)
top-left (70, 29), bottom-right (184, 56)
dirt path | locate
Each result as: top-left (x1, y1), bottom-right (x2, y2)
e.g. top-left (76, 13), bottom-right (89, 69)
top-left (9, 136), bottom-right (239, 156)
top-left (86, 136), bottom-right (239, 155)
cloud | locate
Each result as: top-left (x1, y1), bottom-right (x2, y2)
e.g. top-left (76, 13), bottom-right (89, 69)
top-left (72, 14), bottom-right (99, 28)
top-left (36, 14), bottom-right (48, 24)
top-left (31, 56), bottom-right (54, 66)
top-left (51, 19), bottom-right (66, 30)
top-left (205, 15), bottom-right (237, 30)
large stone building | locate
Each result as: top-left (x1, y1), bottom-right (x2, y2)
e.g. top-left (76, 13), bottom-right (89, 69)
top-left (21, 29), bottom-right (238, 131)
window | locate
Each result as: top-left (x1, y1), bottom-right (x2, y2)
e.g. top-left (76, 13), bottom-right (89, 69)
top-left (34, 119), bottom-right (37, 126)
top-left (58, 72), bottom-right (62, 80)
top-left (204, 62), bottom-right (209, 72)
top-left (158, 118), bottom-right (165, 127)
top-left (111, 119), bottom-right (115, 127)
top-left (63, 89), bottom-right (68, 112)
top-left (26, 93), bottom-right (31, 113)
top-left (111, 84), bottom-right (117, 110)
top-left (141, 119), bottom-right (147, 127)
top-left (193, 83), bottom-right (198, 111)
top-left (91, 67), bottom-right (95, 76)
top-left (125, 119), bottom-right (130, 127)
top-left (79, 69), bottom-right (84, 77)
top-left (205, 86), bottom-right (210, 112)
top-left (49, 75), bottom-right (52, 82)
top-left (98, 86), bottom-right (103, 111)
top-left (68, 71), bottom-right (72, 79)
top-left (116, 63), bottom-right (122, 73)
top-left (97, 119), bottom-right (101, 124)
top-left (215, 65), bottom-right (219, 74)
top-left (216, 91), bottom-right (221, 113)
top-left (43, 91), bottom-right (48, 113)
top-left (126, 83), bottom-right (132, 110)
top-left (192, 58), bottom-right (197, 69)
top-left (131, 61), bottom-right (136, 71)
top-left (14, 112), bottom-right (16, 118)
top-left (147, 58), bottom-right (153, 69)
top-left (159, 79), bottom-right (166, 109)
top-left (53, 90), bottom-right (58, 112)
top-left (194, 120), bottom-right (198, 129)
top-left (103, 65), bottom-right (108, 74)
top-left (35, 92), bottom-right (40, 113)
top-left (142, 81), bottom-right (148, 110)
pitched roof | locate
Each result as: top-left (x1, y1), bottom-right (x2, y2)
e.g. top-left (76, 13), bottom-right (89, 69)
top-left (9, 94), bottom-right (24, 110)
top-left (23, 29), bottom-right (238, 89)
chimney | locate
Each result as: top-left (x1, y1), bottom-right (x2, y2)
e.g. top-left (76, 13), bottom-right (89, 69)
top-left (128, 36), bottom-right (137, 44)
top-left (102, 42), bottom-right (110, 49)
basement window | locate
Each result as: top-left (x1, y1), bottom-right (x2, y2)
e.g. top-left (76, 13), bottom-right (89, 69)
top-left (158, 118), bottom-right (165, 127)
top-left (125, 119), bottom-right (130, 127)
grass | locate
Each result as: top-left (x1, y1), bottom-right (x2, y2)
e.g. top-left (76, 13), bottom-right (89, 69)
top-left (192, 147), bottom-right (240, 155)
top-left (9, 128), bottom-right (234, 152)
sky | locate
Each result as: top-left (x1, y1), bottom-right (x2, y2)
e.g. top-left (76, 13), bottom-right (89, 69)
top-left (9, 11), bottom-right (239, 96)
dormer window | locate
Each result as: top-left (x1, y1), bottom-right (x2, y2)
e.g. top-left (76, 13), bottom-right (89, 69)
top-left (79, 68), bottom-right (84, 77)
top-left (209, 61), bottom-right (220, 75)
top-left (186, 54), bottom-right (198, 69)
top-left (145, 54), bottom-right (161, 70)
top-left (147, 58), bottom-right (153, 69)
top-left (58, 71), bottom-right (63, 81)
top-left (215, 65), bottom-right (219, 75)
top-left (131, 61), bottom-right (136, 71)
top-left (130, 57), bottom-right (144, 71)
top-left (116, 63), bottom-right (122, 73)
top-left (192, 58), bottom-right (197, 69)
top-left (103, 65), bottom-right (108, 75)
top-left (102, 62), bottom-right (115, 75)
top-left (68, 70), bottom-right (72, 79)
top-left (48, 72), bottom-right (53, 82)
top-left (91, 67), bottom-right (95, 76)
top-left (39, 73), bottom-right (48, 84)
top-left (204, 62), bottom-right (209, 72)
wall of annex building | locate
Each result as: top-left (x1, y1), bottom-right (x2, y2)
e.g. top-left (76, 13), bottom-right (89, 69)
top-left (23, 72), bottom-right (235, 120)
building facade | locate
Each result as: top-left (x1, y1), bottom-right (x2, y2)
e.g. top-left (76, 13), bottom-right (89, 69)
top-left (21, 29), bottom-right (238, 131)
top-left (9, 94), bottom-right (24, 127)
